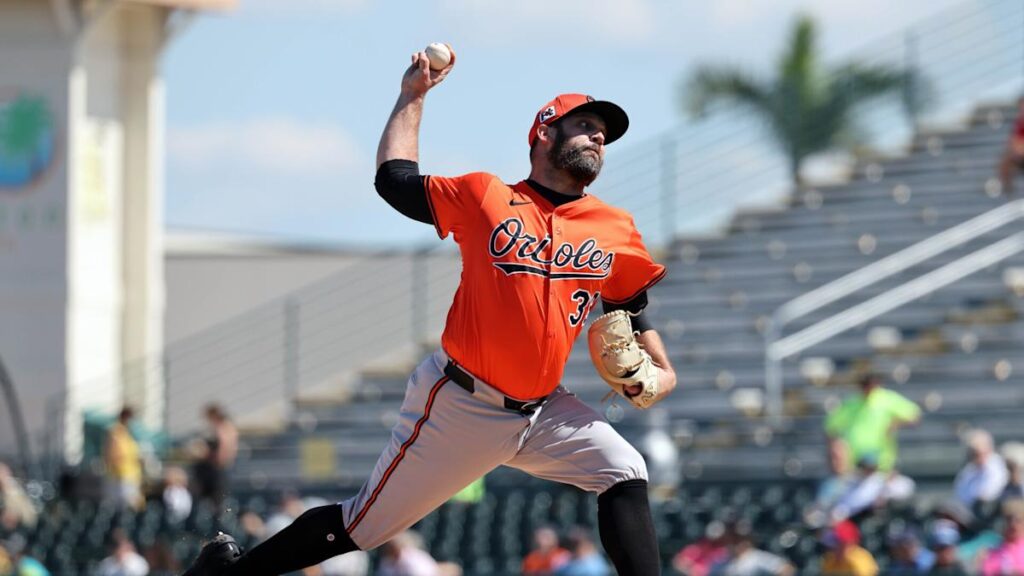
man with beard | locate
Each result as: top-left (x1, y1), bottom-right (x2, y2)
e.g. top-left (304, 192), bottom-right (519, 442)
top-left (182, 48), bottom-right (676, 576)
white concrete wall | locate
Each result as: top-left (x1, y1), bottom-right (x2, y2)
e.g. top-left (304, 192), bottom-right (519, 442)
top-left (162, 246), bottom-right (461, 435)
top-left (0, 1), bottom-right (169, 464)
top-left (164, 243), bottom-right (363, 343)
top-left (0, 0), bottom-right (75, 460)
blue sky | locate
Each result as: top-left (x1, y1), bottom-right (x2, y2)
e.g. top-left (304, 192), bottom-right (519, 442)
top-left (163, 0), bottom-right (970, 247)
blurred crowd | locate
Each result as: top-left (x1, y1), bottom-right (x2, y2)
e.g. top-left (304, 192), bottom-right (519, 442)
top-left (4, 374), bottom-right (1024, 575)
top-left (101, 404), bottom-right (238, 514)
top-left (663, 373), bottom-right (1024, 576)
top-left (0, 403), bottom-right (240, 576)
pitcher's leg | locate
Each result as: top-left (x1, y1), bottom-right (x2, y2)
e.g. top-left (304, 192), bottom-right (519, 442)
top-left (508, 389), bottom-right (661, 575)
top-left (507, 389), bottom-right (648, 493)
top-left (219, 503), bottom-right (355, 576)
top-left (203, 354), bottom-right (526, 576)
top-left (338, 357), bottom-right (527, 550)
top-left (598, 480), bottom-right (662, 576)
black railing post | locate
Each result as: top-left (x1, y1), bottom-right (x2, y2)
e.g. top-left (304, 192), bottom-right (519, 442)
top-left (411, 245), bottom-right (430, 352)
top-left (660, 136), bottom-right (678, 249)
top-left (0, 354), bottom-right (35, 479)
top-left (284, 298), bottom-right (301, 411)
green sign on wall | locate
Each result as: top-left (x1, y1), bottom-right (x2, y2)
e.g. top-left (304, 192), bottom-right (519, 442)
top-left (0, 92), bottom-right (55, 189)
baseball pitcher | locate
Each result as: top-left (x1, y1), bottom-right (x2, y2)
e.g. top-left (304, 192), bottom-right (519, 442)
top-left (183, 45), bottom-right (677, 576)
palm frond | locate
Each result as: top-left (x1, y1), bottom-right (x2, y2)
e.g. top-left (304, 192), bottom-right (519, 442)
top-left (675, 13), bottom-right (931, 187)
top-left (684, 67), bottom-right (770, 118)
top-left (829, 64), bottom-right (907, 106)
top-left (780, 15), bottom-right (817, 87)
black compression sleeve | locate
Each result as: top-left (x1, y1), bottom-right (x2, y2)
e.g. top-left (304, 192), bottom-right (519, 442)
top-left (602, 292), bottom-right (653, 333)
top-left (374, 159), bottom-right (433, 224)
top-left (598, 480), bottom-right (661, 576)
top-left (223, 504), bottom-right (358, 576)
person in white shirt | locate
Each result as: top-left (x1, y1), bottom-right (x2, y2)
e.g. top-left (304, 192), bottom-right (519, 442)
top-left (709, 521), bottom-right (794, 576)
top-left (162, 466), bottom-right (192, 524)
top-left (376, 530), bottom-right (439, 576)
top-left (96, 530), bottom-right (149, 576)
top-left (953, 429), bottom-right (1008, 507)
top-left (830, 453), bottom-right (915, 521)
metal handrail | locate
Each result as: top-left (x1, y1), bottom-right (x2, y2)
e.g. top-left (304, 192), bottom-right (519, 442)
top-left (764, 199), bottom-right (1024, 426)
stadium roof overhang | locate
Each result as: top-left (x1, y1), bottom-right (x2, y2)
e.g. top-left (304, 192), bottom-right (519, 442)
top-left (121, 0), bottom-right (237, 11)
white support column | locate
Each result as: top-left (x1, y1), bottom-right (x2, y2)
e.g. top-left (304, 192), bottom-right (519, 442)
top-left (120, 5), bottom-right (169, 430)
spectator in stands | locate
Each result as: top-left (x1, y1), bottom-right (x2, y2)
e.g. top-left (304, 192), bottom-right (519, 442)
top-left (554, 528), bottom-right (610, 576)
top-left (953, 429), bottom-right (1008, 509)
top-left (265, 490), bottom-right (306, 536)
top-left (376, 530), bottom-right (439, 576)
top-left (142, 537), bottom-right (181, 576)
top-left (708, 520), bottom-right (794, 576)
top-left (435, 563), bottom-right (462, 576)
top-left (448, 476), bottom-right (485, 505)
top-left (933, 500), bottom-right (1001, 569)
top-left (927, 520), bottom-right (969, 576)
top-left (104, 407), bottom-right (144, 511)
top-left (825, 373), bottom-right (921, 473)
top-left (522, 526), bottom-right (571, 575)
top-left (0, 535), bottom-right (49, 576)
top-left (191, 403), bottom-right (238, 508)
top-left (95, 529), bottom-right (149, 576)
top-left (829, 453), bottom-right (915, 522)
top-left (161, 466), bottom-right (192, 524)
top-left (999, 442), bottom-right (1024, 502)
top-left (672, 520), bottom-right (728, 576)
top-left (887, 527), bottom-right (934, 574)
top-left (980, 499), bottom-right (1024, 576)
top-left (238, 510), bottom-right (268, 544)
top-left (0, 542), bottom-right (10, 575)
top-left (997, 96), bottom-right (1024, 195)
top-left (0, 462), bottom-right (37, 531)
top-left (821, 520), bottom-right (878, 576)
top-left (806, 440), bottom-right (855, 528)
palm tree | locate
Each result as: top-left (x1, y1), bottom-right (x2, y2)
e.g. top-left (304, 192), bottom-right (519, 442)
top-left (684, 16), bottom-right (925, 187)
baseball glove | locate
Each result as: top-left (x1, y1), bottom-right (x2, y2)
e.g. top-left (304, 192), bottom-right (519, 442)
top-left (587, 310), bottom-right (660, 409)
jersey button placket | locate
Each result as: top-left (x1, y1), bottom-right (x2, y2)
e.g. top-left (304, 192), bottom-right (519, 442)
top-left (542, 215), bottom-right (562, 382)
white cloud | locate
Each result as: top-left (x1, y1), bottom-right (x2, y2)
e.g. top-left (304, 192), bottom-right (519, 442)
top-left (166, 117), bottom-right (383, 241)
top-left (438, 0), bottom-right (657, 47)
top-left (168, 118), bottom-right (366, 176)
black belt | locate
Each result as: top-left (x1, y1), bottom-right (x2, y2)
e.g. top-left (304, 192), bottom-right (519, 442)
top-left (443, 361), bottom-right (547, 416)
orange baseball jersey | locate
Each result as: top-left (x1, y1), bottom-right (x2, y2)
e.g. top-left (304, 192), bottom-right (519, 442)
top-left (425, 172), bottom-right (666, 400)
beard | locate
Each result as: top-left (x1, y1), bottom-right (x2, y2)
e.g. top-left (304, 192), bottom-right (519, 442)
top-left (548, 130), bottom-right (602, 186)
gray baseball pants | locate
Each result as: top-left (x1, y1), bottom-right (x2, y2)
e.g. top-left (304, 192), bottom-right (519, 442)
top-left (339, 348), bottom-right (648, 550)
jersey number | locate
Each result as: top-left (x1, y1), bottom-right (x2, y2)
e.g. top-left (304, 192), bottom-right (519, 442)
top-left (568, 289), bottom-right (600, 327)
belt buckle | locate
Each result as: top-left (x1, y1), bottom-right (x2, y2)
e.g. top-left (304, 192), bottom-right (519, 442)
top-left (520, 401), bottom-right (541, 415)
top-left (508, 397), bottom-right (544, 415)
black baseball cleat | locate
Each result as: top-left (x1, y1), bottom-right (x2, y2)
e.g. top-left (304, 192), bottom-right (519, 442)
top-left (181, 532), bottom-right (242, 576)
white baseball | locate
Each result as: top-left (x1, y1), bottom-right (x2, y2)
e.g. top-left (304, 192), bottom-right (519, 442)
top-left (425, 42), bottom-right (452, 71)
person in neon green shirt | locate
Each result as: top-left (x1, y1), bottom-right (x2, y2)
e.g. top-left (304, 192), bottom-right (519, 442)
top-left (825, 374), bottom-right (921, 472)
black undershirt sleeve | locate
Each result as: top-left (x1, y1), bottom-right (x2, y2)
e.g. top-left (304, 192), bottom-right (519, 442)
top-left (374, 159), bottom-right (433, 224)
top-left (601, 292), bottom-right (653, 333)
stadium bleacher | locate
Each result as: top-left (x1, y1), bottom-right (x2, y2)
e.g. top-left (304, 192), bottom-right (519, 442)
top-left (230, 103), bottom-right (1024, 494)
top-left (4, 101), bottom-right (1024, 575)
top-left (142, 101), bottom-right (1021, 573)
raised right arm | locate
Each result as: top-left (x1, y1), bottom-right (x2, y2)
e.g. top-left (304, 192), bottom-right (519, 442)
top-left (376, 48), bottom-right (455, 168)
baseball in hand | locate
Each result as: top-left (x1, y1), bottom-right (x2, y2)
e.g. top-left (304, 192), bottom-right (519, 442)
top-left (425, 42), bottom-right (452, 71)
